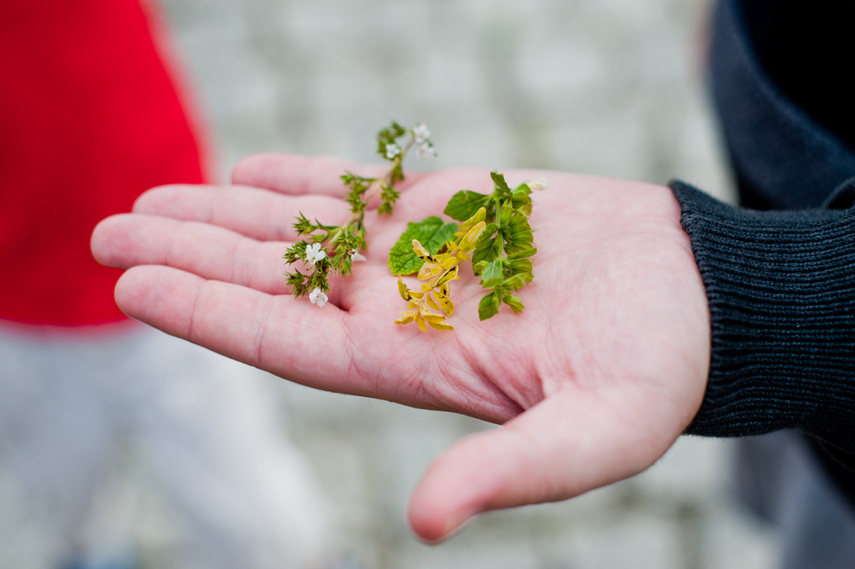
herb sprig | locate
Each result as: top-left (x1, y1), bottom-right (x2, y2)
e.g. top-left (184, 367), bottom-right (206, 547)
top-left (283, 120), bottom-right (544, 331)
top-left (393, 216), bottom-right (487, 331)
top-left (283, 121), bottom-right (434, 305)
top-left (391, 172), bottom-right (546, 329)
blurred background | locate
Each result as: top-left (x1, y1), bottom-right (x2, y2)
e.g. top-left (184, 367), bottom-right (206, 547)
top-left (0, 0), bottom-right (781, 567)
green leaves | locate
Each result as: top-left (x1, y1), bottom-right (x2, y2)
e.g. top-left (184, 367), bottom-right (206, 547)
top-left (285, 120), bottom-right (545, 330)
top-left (449, 173), bottom-right (538, 320)
top-left (478, 291), bottom-right (501, 320)
top-left (478, 258), bottom-right (505, 287)
top-left (388, 217), bottom-right (459, 275)
top-left (394, 170), bottom-right (544, 328)
top-left (376, 121), bottom-right (407, 159)
top-left (444, 191), bottom-right (491, 222)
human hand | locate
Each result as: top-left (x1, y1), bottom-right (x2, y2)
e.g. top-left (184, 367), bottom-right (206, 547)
top-left (91, 154), bottom-right (710, 542)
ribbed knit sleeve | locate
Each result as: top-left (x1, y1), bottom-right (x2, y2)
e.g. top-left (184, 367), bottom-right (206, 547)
top-left (670, 180), bottom-right (855, 452)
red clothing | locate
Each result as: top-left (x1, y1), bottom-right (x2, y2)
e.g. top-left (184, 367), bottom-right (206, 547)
top-left (0, 1), bottom-right (206, 325)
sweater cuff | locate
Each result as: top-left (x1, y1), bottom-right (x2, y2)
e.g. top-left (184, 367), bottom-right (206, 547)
top-left (670, 180), bottom-right (855, 452)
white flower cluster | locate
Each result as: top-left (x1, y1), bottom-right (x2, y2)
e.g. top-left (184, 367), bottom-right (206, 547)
top-left (385, 143), bottom-right (401, 160)
top-left (305, 242), bottom-right (326, 265)
top-left (309, 287), bottom-right (328, 307)
top-left (526, 176), bottom-right (549, 192)
top-left (306, 243), bottom-right (329, 307)
top-left (413, 123), bottom-right (430, 143)
top-left (413, 122), bottom-right (435, 159)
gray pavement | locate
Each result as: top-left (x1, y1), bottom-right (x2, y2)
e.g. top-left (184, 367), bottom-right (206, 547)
top-left (0, 1), bottom-right (782, 568)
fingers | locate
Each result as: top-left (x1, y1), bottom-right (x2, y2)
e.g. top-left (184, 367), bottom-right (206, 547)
top-left (129, 157), bottom-right (502, 246)
top-left (231, 153), bottom-right (396, 197)
top-left (92, 213), bottom-right (288, 294)
top-left (407, 385), bottom-right (682, 542)
top-left (113, 265), bottom-right (357, 392)
top-left (132, 184), bottom-right (353, 242)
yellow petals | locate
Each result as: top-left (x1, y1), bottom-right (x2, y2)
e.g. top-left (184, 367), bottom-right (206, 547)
top-left (394, 309), bottom-right (418, 326)
top-left (434, 266), bottom-right (459, 287)
top-left (397, 278), bottom-right (411, 300)
top-left (411, 239), bottom-right (433, 260)
top-left (397, 219), bottom-right (478, 332)
top-left (426, 295), bottom-right (441, 312)
top-left (424, 313), bottom-right (454, 331)
top-left (395, 273), bottom-right (455, 332)
top-left (433, 285), bottom-right (455, 316)
top-left (418, 260), bottom-right (444, 281)
top-left (458, 220), bottom-right (487, 252)
top-left (456, 207), bottom-right (486, 239)
top-left (440, 255), bottom-right (459, 270)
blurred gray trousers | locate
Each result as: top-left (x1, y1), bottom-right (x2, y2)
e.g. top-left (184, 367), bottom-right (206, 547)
top-left (0, 322), bottom-right (330, 569)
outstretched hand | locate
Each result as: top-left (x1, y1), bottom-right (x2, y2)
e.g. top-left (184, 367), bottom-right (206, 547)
top-left (92, 154), bottom-right (710, 541)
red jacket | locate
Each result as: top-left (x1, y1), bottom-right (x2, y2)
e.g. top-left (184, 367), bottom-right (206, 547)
top-left (0, 0), bottom-right (206, 325)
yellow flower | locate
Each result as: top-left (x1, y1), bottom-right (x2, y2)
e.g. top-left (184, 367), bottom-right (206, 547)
top-left (395, 278), bottom-right (455, 331)
top-left (396, 219), bottom-right (484, 332)
top-left (454, 208), bottom-right (486, 241)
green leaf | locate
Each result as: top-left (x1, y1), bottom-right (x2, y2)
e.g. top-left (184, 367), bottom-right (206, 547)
top-left (507, 247), bottom-right (537, 260)
top-left (443, 190), bottom-right (490, 221)
top-left (388, 217), bottom-right (459, 275)
top-left (479, 258), bottom-right (505, 288)
top-left (498, 202), bottom-right (515, 226)
top-left (513, 182), bottom-right (532, 196)
top-left (504, 212), bottom-right (534, 248)
top-left (511, 188), bottom-right (533, 216)
top-left (490, 171), bottom-right (512, 195)
top-left (502, 294), bottom-right (525, 314)
top-left (502, 274), bottom-right (528, 290)
top-left (508, 259), bottom-right (534, 283)
top-left (471, 233), bottom-right (501, 268)
top-left (478, 291), bottom-right (500, 321)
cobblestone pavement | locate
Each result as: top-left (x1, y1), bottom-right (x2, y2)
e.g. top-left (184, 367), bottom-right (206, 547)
top-left (1, 1), bottom-right (781, 568)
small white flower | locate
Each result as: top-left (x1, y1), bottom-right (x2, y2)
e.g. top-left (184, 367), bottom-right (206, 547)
top-left (413, 123), bottom-right (431, 144)
top-left (309, 287), bottom-right (328, 307)
top-left (526, 176), bottom-right (549, 191)
top-left (385, 143), bottom-right (401, 160)
top-left (350, 250), bottom-right (367, 262)
top-left (305, 242), bottom-right (326, 265)
top-left (416, 142), bottom-right (436, 159)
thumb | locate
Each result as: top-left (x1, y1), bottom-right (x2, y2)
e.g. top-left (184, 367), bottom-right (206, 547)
top-left (407, 386), bottom-right (684, 542)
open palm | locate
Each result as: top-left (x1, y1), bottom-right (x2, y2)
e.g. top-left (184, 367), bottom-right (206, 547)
top-left (92, 154), bottom-right (710, 541)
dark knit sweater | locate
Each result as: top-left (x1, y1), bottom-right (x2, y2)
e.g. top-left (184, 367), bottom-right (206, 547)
top-left (669, 0), bottom-right (855, 496)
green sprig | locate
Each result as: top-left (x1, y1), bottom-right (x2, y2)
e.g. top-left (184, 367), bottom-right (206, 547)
top-left (444, 172), bottom-right (539, 320)
top-left (392, 171), bottom-right (544, 327)
top-left (284, 121), bottom-right (435, 301)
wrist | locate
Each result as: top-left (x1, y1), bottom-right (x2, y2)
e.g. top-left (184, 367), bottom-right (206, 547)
top-left (670, 181), bottom-right (855, 451)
